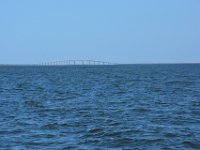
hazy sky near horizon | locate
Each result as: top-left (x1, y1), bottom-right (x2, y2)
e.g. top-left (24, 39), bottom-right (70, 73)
top-left (0, 0), bottom-right (200, 64)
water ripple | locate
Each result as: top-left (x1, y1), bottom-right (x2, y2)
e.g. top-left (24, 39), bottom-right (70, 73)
top-left (0, 65), bottom-right (200, 149)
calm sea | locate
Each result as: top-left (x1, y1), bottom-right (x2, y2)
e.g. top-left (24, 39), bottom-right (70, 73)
top-left (0, 64), bottom-right (200, 149)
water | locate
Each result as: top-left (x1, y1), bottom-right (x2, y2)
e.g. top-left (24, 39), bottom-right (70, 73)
top-left (0, 64), bottom-right (200, 149)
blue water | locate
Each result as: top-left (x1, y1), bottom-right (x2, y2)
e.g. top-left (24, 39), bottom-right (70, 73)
top-left (0, 64), bottom-right (200, 149)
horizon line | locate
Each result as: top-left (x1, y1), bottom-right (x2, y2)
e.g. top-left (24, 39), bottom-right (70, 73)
top-left (0, 62), bottom-right (200, 66)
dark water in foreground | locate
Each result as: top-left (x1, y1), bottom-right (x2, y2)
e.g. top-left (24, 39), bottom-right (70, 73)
top-left (0, 64), bottom-right (200, 150)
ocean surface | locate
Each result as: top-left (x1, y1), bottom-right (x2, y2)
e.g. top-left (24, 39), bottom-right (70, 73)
top-left (0, 64), bottom-right (200, 150)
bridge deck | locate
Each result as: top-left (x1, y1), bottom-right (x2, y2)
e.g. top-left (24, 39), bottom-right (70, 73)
top-left (39, 60), bottom-right (116, 66)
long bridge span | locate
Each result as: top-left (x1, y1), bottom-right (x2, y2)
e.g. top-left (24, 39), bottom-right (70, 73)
top-left (39, 60), bottom-right (117, 66)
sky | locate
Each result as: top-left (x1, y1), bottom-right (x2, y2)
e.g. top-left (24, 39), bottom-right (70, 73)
top-left (0, 0), bottom-right (200, 64)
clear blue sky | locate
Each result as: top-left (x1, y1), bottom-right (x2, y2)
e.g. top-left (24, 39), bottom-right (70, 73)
top-left (0, 0), bottom-right (200, 64)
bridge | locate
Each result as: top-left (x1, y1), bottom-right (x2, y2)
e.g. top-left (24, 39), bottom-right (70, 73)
top-left (38, 60), bottom-right (117, 66)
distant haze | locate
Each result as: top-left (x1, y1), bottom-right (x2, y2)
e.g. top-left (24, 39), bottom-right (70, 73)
top-left (0, 0), bottom-right (200, 64)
